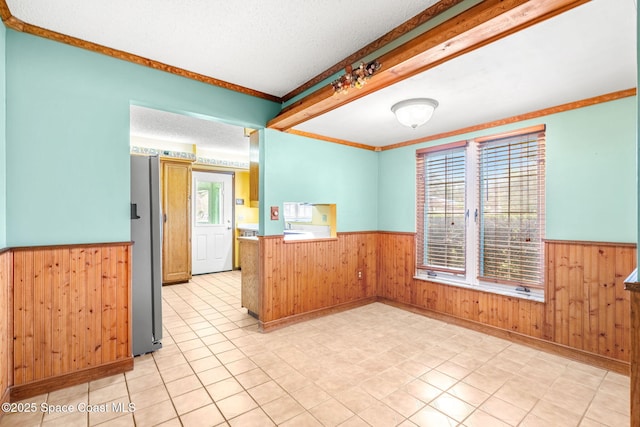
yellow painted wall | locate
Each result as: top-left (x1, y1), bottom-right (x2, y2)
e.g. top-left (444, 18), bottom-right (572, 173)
top-left (311, 204), bottom-right (331, 224)
top-left (285, 203), bottom-right (336, 237)
top-left (235, 171), bottom-right (258, 268)
top-left (312, 204), bottom-right (336, 237)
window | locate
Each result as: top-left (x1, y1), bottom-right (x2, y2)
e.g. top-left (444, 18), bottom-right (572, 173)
top-left (416, 126), bottom-right (546, 299)
top-left (416, 141), bottom-right (467, 274)
top-left (195, 180), bottom-right (223, 225)
top-left (282, 202), bottom-right (337, 241)
top-left (283, 202), bottom-right (313, 222)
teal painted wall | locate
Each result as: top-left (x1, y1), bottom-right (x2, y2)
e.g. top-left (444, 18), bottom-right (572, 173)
top-left (377, 145), bottom-right (416, 234)
top-left (379, 97), bottom-right (637, 243)
top-left (0, 23), bottom-right (5, 248)
top-left (3, 27), bottom-right (636, 247)
top-left (545, 98), bottom-right (636, 242)
top-left (5, 30), bottom-right (280, 246)
top-left (260, 129), bottom-right (378, 236)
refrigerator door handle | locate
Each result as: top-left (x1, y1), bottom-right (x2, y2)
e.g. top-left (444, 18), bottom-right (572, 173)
top-left (131, 203), bottom-right (141, 220)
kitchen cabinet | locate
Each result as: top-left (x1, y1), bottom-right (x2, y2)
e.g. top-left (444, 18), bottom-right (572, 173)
top-left (161, 159), bottom-right (192, 284)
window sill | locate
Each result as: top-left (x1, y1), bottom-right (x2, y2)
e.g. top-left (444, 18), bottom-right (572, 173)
top-left (283, 236), bottom-right (338, 243)
top-left (413, 274), bottom-right (545, 303)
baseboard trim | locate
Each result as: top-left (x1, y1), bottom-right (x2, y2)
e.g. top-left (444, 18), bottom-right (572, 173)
top-left (1, 387), bottom-right (9, 406)
top-left (10, 357), bottom-right (134, 402)
top-left (379, 298), bottom-right (630, 376)
top-left (260, 296), bottom-right (377, 332)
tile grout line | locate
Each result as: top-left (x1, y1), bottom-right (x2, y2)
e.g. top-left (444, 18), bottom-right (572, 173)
top-left (164, 273), bottom-right (272, 426)
top-left (2, 271), bottom-right (630, 427)
top-left (193, 274), bottom-right (327, 425)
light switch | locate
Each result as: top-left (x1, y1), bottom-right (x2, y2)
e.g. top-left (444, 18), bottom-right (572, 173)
top-left (270, 206), bottom-right (279, 220)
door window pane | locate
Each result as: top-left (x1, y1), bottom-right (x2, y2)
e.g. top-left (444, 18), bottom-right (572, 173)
top-left (195, 181), bottom-right (223, 224)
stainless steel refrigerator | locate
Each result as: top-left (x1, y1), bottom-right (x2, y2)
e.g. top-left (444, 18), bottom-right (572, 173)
top-left (130, 155), bottom-right (163, 356)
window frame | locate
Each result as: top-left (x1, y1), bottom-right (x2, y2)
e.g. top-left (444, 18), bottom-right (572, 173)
top-left (416, 125), bottom-right (546, 301)
top-left (416, 140), bottom-right (468, 276)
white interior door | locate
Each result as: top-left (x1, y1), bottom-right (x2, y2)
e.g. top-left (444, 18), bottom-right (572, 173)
top-left (191, 171), bottom-right (233, 274)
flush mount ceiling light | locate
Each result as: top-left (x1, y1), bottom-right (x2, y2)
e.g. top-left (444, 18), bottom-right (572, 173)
top-left (391, 98), bottom-right (439, 129)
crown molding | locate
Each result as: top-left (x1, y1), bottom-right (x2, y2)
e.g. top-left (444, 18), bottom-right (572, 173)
top-left (0, 0), bottom-right (464, 106)
top-left (286, 129), bottom-right (378, 151)
top-left (267, 0), bottom-right (590, 133)
top-left (289, 88), bottom-right (636, 153)
top-left (282, 0), bottom-right (465, 102)
top-left (0, 2), bottom-right (282, 103)
top-left (381, 88), bottom-right (636, 151)
top-left (0, 1), bottom-right (10, 21)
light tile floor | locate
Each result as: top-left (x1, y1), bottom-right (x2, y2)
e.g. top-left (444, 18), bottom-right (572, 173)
top-left (0, 271), bottom-right (631, 426)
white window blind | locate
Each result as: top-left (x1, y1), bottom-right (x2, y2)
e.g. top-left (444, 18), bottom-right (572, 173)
top-left (478, 131), bottom-right (545, 288)
top-left (417, 142), bottom-right (466, 273)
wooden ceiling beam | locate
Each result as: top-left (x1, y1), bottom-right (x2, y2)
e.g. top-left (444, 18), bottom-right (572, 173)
top-left (282, 0), bottom-right (465, 102)
top-left (267, 0), bottom-right (590, 132)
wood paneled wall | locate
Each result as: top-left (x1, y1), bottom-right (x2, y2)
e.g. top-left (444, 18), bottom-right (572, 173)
top-left (377, 232), bottom-right (416, 303)
top-left (546, 241), bottom-right (635, 361)
top-left (0, 250), bottom-right (12, 404)
top-left (259, 233), bottom-right (377, 327)
top-left (0, 234), bottom-right (626, 399)
top-left (258, 232), bottom-right (634, 366)
top-left (11, 243), bottom-right (132, 389)
top-left (377, 233), bottom-right (635, 365)
top-left (629, 289), bottom-right (640, 427)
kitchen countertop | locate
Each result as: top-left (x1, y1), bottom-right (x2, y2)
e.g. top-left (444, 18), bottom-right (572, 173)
top-left (237, 223), bottom-right (259, 231)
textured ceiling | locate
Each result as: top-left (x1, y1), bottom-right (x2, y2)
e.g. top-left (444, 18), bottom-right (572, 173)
top-left (4, 1), bottom-right (637, 154)
top-left (130, 105), bottom-right (248, 157)
top-left (6, 0), bottom-right (438, 97)
top-left (295, 0), bottom-right (637, 146)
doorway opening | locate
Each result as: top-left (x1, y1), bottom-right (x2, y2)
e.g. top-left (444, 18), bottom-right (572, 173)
top-left (129, 104), bottom-right (256, 280)
top-left (192, 171), bottom-right (234, 274)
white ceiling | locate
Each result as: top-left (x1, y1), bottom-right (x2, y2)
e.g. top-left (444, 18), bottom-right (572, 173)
top-left (5, 0), bottom-right (638, 155)
top-left (7, 0), bottom-right (437, 97)
top-left (129, 105), bottom-right (249, 158)
top-left (296, 0), bottom-right (637, 147)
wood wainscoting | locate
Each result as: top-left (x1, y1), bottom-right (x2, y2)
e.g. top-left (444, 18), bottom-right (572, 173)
top-left (9, 242), bottom-right (133, 401)
top-left (377, 233), bottom-right (635, 372)
top-left (259, 232), bottom-right (378, 330)
top-left (0, 249), bottom-right (12, 405)
top-left (546, 241), bottom-right (635, 362)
